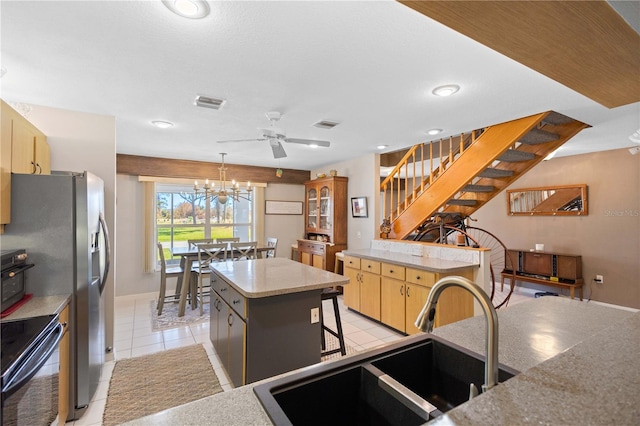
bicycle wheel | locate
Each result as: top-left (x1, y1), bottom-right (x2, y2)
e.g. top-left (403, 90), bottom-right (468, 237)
top-left (461, 226), bottom-right (516, 309)
top-left (417, 224), bottom-right (516, 309)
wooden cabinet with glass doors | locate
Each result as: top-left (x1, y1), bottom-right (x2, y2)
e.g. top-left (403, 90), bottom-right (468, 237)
top-left (298, 176), bottom-right (347, 272)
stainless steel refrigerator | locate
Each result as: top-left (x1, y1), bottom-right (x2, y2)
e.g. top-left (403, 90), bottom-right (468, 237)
top-left (1, 171), bottom-right (111, 421)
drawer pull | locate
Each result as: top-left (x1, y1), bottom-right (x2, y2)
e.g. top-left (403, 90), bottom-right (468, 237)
top-left (233, 299), bottom-right (240, 305)
top-left (220, 287), bottom-right (227, 292)
top-left (416, 275), bottom-right (421, 280)
top-left (389, 269), bottom-right (394, 273)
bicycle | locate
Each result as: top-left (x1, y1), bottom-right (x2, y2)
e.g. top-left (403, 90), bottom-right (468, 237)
top-left (411, 212), bottom-right (517, 309)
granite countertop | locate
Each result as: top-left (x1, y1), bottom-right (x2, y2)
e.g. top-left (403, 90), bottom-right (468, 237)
top-left (124, 296), bottom-right (638, 425)
top-left (0, 294), bottom-right (71, 321)
top-left (342, 248), bottom-right (478, 273)
top-left (210, 257), bottom-right (349, 298)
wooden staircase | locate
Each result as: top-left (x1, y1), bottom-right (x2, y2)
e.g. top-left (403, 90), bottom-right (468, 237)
top-left (381, 111), bottom-right (589, 240)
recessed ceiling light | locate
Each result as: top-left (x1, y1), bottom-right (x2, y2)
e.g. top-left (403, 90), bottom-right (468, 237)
top-left (162, 0), bottom-right (210, 19)
top-left (427, 129), bottom-right (443, 136)
top-left (377, 145), bottom-right (388, 150)
top-left (432, 84), bottom-right (460, 97)
top-left (152, 120), bottom-right (174, 129)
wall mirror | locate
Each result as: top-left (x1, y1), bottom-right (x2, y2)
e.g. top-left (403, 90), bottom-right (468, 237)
top-left (507, 184), bottom-right (588, 216)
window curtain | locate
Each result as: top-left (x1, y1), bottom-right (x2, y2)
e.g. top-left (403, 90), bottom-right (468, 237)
top-left (142, 181), bottom-right (156, 273)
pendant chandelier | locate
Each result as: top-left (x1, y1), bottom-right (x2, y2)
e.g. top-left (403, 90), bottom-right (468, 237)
top-left (194, 153), bottom-right (252, 204)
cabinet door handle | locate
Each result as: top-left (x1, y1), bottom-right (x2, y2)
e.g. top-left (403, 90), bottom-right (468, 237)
top-left (406, 286), bottom-right (411, 298)
top-left (36, 163), bottom-right (42, 174)
top-left (228, 313), bottom-right (234, 326)
top-left (399, 286), bottom-right (404, 296)
top-left (31, 161), bottom-right (37, 174)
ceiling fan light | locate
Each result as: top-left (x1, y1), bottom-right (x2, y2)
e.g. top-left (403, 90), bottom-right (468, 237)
top-left (432, 84), bottom-right (460, 97)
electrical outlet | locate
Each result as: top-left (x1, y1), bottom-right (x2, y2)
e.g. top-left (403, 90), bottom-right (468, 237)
top-left (595, 275), bottom-right (604, 284)
top-left (311, 307), bottom-right (320, 324)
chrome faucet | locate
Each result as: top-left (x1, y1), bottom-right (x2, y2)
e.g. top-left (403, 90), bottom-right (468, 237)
top-left (415, 276), bottom-right (499, 392)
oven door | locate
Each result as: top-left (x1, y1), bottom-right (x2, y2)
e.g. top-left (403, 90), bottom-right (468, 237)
top-left (1, 318), bottom-right (63, 426)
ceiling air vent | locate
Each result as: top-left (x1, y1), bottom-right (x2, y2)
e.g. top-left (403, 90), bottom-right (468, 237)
top-left (194, 95), bottom-right (226, 110)
top-left (313, 120), bottom-right (340, 130)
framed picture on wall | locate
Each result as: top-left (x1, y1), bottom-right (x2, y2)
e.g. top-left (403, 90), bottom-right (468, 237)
top-left (351, 197), bottom-right (368, 218)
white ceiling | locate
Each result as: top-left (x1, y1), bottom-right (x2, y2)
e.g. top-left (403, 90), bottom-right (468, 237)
top-left (1, 1), bottom-right (639, 171)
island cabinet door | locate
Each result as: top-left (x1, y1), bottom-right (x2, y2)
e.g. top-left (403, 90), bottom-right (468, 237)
top-left (227, 310), bottom-right (247, 387)
top-left (360, 270), bottom-right (381, 321)
top-left (380, 276), bottom-right (405, 333)
top-left (343, 266), bottom-right (360, 310)
top-left (210, 293), bottom-right (224, 356)
top-left (405, 283), bottom-right (432, 335)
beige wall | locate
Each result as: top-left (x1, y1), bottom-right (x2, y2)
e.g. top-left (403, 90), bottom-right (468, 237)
top-left (472, 148), bottom-right (640, 308)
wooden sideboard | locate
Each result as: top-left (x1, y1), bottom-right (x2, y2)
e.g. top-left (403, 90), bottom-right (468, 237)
top-left (504, 249), bottom-right (584, 300)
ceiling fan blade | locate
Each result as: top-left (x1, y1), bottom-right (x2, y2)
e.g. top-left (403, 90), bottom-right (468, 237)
top-left (271, 141), bottom-right (287, 159)
top-left (284, 138), bottom-right (330, 147)
top-left (217, 138), bottom-right (267, 144)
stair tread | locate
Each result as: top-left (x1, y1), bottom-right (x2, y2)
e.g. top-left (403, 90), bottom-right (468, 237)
top-left (519, 128), bottom-right (558, 145)
top-left (478, 168), bottom-right (514, 178)
top-left (447, 199), bottom-right (477, 206)
top-left (463, 184), bottom-right (494, 192)
top-left (498, 150), bottom-right (536, 162)
top-left (541, 111), bottom-right (575, 126)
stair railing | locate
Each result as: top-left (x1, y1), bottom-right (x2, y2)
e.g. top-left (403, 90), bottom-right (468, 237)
top-left (381, 130), bottom-right (483, 224)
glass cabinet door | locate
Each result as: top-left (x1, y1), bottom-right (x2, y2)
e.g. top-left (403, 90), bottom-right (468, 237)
top-left (319, 186), bottom-right (331, 230)
top-left (307, 188), bottom-right (318, 229)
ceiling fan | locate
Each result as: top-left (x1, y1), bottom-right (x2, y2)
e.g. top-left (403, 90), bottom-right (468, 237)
top-left (217, 111), bottom-right (330, 159)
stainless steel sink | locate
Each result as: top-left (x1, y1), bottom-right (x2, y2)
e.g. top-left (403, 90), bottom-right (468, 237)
top-left (254, 334), bottom-right (519, 425)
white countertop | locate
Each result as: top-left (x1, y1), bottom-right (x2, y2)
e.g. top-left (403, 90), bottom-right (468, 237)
top-left (342, 248), bottom-right (478, 272)
top-left (124, 296), bottom-right (638, 425)
top-left (210, 257), bottom-right (349, 298)
top-left (0, 294), bottom-right (71, 321)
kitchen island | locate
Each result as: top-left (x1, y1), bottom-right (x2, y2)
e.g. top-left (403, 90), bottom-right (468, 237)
top-left (124, 296), bottom-right (638, 425)
top-left (209, 258), bottom-right (349, 387)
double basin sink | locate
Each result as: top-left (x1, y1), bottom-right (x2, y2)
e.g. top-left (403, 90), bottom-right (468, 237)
top-left (254, 333), bottom-right (519, 425)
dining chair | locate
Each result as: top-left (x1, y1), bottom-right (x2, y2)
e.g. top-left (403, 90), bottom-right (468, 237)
top-left (216, 237), bottom-right (240, 245)
top-left (188, 238), bottom-right (216, 249)
top-left (265, 237), bottom-right (278, 258)
top-left (229, 241), bottom-right (258, 261)
top-left (191, 243), bottom-right (228, 315)
top-left (156, 243), bottom-right (185, 315)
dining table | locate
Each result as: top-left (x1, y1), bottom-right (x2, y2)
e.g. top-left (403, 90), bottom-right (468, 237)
top-left (170, 245), bottom-right (273, 317)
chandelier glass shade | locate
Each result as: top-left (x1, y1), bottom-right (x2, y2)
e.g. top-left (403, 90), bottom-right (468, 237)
top-left (194, 153), bottom-right (252, 203)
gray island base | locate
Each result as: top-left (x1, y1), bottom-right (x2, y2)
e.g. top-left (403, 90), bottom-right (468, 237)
top-left (209, 258), bottom-right (349, 387)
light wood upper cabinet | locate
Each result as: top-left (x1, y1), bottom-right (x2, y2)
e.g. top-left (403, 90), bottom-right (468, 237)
top-left (1, 100), bottom-right (50, 231)
top-left (10, 112), bottom-right (50, 174)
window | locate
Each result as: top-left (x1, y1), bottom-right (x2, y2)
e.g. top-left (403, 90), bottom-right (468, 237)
top-left (156, 183), bottom-right (254, 262)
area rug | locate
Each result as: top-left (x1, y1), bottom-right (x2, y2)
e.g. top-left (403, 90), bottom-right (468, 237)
top-left (103, 344), bottom-right (222, 426)
top-left (150, 299), bottom-right (210, 331)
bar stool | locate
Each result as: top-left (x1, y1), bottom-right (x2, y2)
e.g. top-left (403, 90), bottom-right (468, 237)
top-left (320, 288), bottom-right (346, 357)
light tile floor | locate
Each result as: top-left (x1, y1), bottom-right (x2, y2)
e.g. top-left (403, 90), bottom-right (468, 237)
top-left (66, 289), bottom-right (534, 425)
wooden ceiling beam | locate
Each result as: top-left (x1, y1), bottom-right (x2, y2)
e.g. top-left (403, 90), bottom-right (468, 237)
top-left (399, 1), bottom-right (640, 108)
top-left (116, 154), bottom-right (310, 185)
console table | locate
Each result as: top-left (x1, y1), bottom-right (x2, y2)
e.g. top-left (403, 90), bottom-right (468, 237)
top-left (503, 249), bottom-right (583, 300)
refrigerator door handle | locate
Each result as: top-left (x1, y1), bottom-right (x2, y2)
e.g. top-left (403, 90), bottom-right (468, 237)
top-left (98, 212), bottom-right (111, 295)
